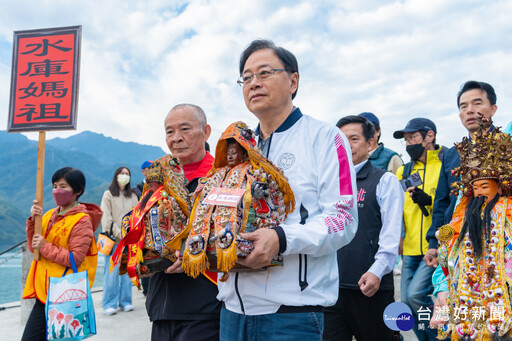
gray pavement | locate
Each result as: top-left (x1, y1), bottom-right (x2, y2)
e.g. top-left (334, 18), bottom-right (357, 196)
top-left (394, 271), bottom-right (417, 341)
top-left (0, 273), bottom-right (418, 340)
top-left (0, 286), bottom-right (151, 340)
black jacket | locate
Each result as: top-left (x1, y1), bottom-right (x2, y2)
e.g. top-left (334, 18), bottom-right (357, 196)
top-left (145, 178), bottom-right (221, 321)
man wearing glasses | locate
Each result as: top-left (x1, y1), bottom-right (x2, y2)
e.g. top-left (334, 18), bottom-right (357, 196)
top-left (393, 118), bottom-right (444, 341)
top-left (216, 39), bottom-right (358, 340)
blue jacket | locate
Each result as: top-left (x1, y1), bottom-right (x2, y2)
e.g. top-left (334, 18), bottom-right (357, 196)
top-left (426, 146), bottom-right (459, 249)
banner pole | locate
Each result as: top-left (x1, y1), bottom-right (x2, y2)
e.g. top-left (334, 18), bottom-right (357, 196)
top-left (33, 131), bottom-right (46, 261)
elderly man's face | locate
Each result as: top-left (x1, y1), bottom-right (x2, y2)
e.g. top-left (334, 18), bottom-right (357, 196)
top-left (241, 49), bottom-right (298, 117)
top-left (165, 107), bottom-right (211, 165)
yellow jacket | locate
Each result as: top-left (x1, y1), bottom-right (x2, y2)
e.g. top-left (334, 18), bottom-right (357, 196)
top-left (23, 208), bottom-right (98, 303)
top-left (396, 146), bottom-right (444, 256)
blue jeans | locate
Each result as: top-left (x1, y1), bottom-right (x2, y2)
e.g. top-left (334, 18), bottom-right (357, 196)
top-left (400, 255), bottom-right (437, 341)
top-left (101, 254), bottom-right (132, 310)
top-left (220, 307), bottom-right (323, 341)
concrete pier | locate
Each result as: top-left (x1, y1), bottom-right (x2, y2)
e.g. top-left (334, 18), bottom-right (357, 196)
top-left (0, 286), bottom-right (151, 340)
top-left (1, 273), bottom-right (417, 340)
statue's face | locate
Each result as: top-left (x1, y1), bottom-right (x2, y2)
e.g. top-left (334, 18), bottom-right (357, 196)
top-left (472, 179), bottom-right (501, 204)
top-left (147, 181), bottom-right (161, 192)
top-left (226, 142), bottom-right (246, 167)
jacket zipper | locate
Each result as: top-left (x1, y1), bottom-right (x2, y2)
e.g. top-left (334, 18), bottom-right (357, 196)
top-left (235, 273), bottom-right (245, 314)
top-left (419, 156), bottom-right (427, 256)
top-left (299, 204), bottom-right (309, 291)
top-left (299, 254), bottom-right (309, 291)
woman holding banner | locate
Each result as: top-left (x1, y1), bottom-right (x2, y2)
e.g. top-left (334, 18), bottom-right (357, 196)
top-left (21, 167), bottom-right (102, 341)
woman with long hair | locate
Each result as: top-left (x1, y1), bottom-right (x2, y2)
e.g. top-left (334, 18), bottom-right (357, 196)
top-left (21, 167), bottom-right (102, 341)
top-left (100, 166), bottom-right (139, 315)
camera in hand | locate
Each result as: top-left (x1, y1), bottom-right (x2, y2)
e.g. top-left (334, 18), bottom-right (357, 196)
top-left (400, 172), bottom-right (422, 192)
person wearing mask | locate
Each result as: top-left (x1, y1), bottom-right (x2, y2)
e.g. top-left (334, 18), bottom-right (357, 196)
top-left (100, 167), bottom-right (139, 315)
top-left (394, 118), bottom-right (445, 340)
top-left (21, 167), bottom-right (102, 341)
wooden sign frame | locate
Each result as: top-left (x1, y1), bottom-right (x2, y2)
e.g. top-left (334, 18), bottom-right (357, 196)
top-left (7, 25), bottom-right (81, 132)
top-left (7, 26), bottom-right (81, 260)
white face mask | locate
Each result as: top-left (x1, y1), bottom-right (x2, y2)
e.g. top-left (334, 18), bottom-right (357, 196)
top-left (117, 174), bottom-right (130, 186)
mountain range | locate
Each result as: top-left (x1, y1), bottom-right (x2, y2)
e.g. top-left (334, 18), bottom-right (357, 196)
top-left (0, 130), bottom-right (167, 250)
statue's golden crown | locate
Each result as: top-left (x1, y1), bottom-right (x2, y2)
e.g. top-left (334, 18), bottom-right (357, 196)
top-left (451, 113), bottom-right (512, 197)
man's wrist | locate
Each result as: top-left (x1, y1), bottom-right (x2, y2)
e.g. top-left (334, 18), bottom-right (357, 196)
top-left (270, 225), bottom-right (286, 254)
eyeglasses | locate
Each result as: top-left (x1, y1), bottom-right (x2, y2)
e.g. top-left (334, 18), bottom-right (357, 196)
top-left (237, 68), bottom-right (287, 87)
top-left (403, 133), bottom-right (424, 144)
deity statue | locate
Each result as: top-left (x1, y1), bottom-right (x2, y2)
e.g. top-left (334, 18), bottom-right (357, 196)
top-left (111, 156), bottom-right (189, 288)
top-left (182, 122), bottom-right (295, 280)
top-left (433, 114), bottom-right (512, 341)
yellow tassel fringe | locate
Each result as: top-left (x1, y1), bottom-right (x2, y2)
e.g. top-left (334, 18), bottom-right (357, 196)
top-left (217, 240), bottom-right (238, 273)
top-left (183, 250), bottom-right (209, 278)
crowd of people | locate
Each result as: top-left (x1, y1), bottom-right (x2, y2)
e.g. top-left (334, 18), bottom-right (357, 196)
top-left (20, 38), bottom-right (512, 341)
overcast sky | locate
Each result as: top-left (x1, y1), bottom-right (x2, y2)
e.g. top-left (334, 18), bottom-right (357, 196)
top-left (1, 0), bottom-right (511, 162)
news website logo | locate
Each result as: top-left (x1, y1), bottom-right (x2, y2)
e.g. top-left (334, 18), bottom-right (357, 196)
top-left (383, 302), bottom-right (414, 331)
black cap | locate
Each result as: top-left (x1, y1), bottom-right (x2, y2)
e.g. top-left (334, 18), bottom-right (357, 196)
top-left (393, 118), bottom-right (437, 139)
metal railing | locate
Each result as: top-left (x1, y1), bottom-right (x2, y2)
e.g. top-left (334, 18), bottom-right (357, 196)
top-left (0, 241), bottom-right (26, 310)
top-left (0, 240), bottom-right (26, 256)
top-left (0, 240), bottom-right (26, 267)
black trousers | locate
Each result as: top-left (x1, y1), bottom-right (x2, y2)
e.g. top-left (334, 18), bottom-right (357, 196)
top-left (21, 299), bottom-right (46, 341)
top-left (152, 319), bottom-right (220, 341)
top-left (324, 288), bottom-right (398, 341)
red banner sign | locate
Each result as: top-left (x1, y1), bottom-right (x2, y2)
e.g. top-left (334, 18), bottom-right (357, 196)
top-left (7, 26), bottom-right (81, 132)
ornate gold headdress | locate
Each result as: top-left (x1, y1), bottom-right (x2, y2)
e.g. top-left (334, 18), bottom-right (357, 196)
top-left (143, 155), bottom-right (189, 216)
top-left (451, 113), bottom-right (512, 197)
top-left (145, 162), bottom-right (164, 183)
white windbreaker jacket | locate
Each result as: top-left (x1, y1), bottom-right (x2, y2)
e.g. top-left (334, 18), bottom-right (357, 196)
top-left (217, 108), bottom-right (358, 315)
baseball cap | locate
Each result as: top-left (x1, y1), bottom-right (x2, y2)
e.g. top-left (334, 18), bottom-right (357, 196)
top-left (358, 112), bottom-right (380, 129)
top-left (393, 118), bottom-right (437, 139)
top-left (141, 160), bottom-right (153, 169)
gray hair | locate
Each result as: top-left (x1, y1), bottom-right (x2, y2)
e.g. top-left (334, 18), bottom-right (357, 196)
top-left (169, 103), bottom-right (207, 126)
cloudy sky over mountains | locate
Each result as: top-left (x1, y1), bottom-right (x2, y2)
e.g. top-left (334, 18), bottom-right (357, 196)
top-left (1, 0), bottom-right (511, 158)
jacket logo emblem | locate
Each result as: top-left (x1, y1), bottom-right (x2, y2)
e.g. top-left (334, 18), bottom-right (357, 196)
top-left (357, 188), bottom-right (366, 202)
top-left (277, 153), bottom-right (295, 170)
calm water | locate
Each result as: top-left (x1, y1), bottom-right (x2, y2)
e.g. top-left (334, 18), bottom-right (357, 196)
top-left (0, 250), bottom-right (106, 305)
